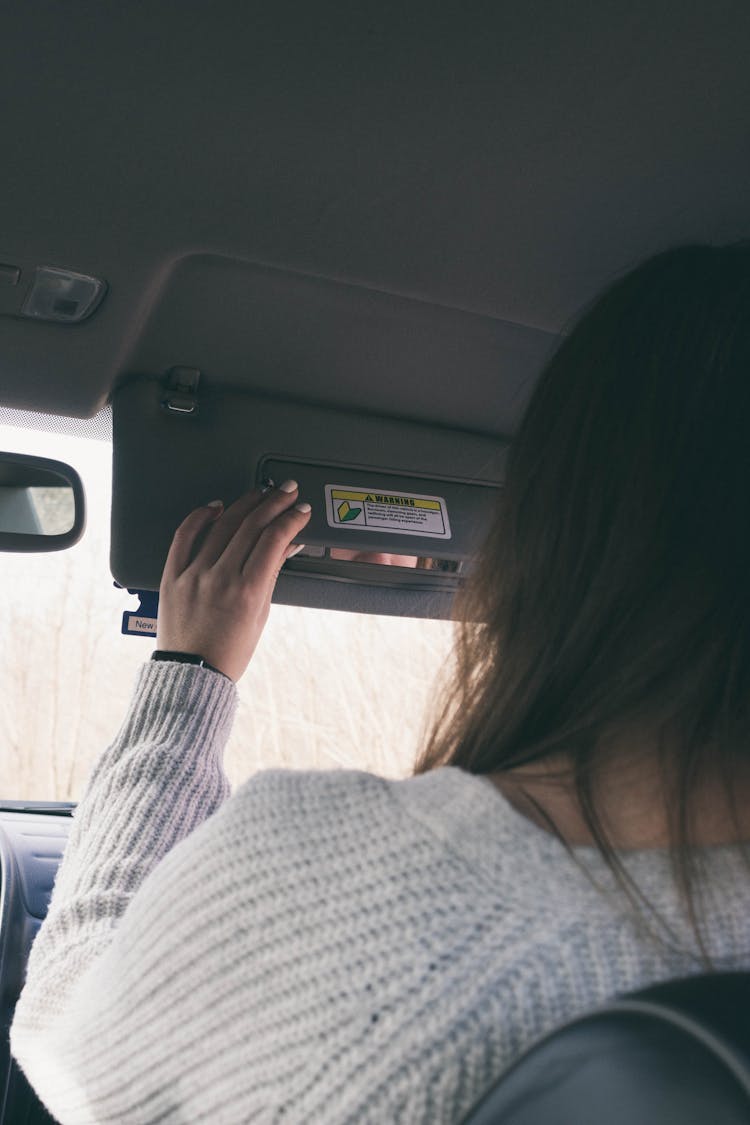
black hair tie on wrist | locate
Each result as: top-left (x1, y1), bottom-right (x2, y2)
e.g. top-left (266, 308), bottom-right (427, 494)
top-left (151, 651), bottom-right (229, 680)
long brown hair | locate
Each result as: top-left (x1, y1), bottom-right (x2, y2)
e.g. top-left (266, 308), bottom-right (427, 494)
top-left (415, 244), bottom-right (750, 965)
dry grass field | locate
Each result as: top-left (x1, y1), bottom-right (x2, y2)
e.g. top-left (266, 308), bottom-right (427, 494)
top-left (0, 423), bottom-right (454, 801)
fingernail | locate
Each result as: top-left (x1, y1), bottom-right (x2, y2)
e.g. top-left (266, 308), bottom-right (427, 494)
top-left (287, 543), bottom-right (306, 558)
top-left (295, 501), bottom-right (311, 513)
top-left (207, 500), bottom-right (223, 508)
top-left (278, 479), bottom-right (298, 493)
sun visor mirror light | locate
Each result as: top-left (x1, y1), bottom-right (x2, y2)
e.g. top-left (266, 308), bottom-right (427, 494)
top-left (310, 545), bottom-right (461, 571)
top-left (294, 544), bottom-right (463, 573)
top-left (20, 266), bottom-right (106, 323)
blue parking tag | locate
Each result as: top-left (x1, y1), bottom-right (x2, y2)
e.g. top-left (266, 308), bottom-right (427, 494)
top-left (116, 585), bottom-right (160, 637)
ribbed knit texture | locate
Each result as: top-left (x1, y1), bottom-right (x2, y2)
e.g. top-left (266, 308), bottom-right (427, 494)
top-left (9, 661), bottom-right (750, 1124)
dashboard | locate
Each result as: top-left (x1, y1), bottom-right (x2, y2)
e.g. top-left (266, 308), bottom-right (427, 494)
top-left (0, 811), bottom-right (70, 1124)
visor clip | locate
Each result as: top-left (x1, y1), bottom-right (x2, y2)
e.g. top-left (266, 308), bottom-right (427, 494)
top-left (160, 366), bottom-right (201, 416)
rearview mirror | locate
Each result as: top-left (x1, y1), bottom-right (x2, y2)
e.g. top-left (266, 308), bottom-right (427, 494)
top-left (0, 453), bottom-right (85, 552)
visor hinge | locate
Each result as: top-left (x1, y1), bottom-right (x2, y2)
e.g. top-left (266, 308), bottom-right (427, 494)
top-left (160, 366), bottom-right (201, 415)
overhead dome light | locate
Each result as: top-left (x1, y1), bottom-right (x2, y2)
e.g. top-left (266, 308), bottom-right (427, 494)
top-left (20, 266), bottom-right (107, 324)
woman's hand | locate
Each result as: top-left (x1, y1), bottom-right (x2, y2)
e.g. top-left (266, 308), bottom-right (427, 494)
top-left (156, 481), bottom-right (311, 682)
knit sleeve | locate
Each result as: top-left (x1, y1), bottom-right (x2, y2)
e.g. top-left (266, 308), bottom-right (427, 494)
top-left (9, 659), bottom-right (237, 1120)
top-left (5, 760), bottom-right (439, 1125)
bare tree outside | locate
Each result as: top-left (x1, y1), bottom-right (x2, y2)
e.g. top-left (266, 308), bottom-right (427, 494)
top-left (0, 424), bottom-right (453, 802)
top-left (29, 485), bottom-right (75, 535)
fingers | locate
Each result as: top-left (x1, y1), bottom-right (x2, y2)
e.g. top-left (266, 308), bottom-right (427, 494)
top-left (217, 482), bottom-right (305, 573)
top-left (163, 482), bottom-right (312, 586)
top-left (189, 486), bottom-right (273, 569)
top-left (242, 501), bottom-right (312, 585)
top-left (158, 487), bottom-right (311, 684)
top-left (162, 501), bottom-right (224, 580)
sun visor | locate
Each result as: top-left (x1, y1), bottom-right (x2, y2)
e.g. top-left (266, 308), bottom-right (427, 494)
top-left (110, 374), bottom-right (506, 619)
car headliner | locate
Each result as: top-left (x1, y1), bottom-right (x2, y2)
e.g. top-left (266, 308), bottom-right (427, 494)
top-left (0, 2), bottom-right (748, 437)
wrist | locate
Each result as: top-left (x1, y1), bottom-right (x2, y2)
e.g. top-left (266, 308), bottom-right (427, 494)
top-left (151, 650), bottom-right (233, 681)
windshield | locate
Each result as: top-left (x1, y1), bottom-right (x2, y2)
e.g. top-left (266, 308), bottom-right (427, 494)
top-left (0, 419), bottom-right (453, 803)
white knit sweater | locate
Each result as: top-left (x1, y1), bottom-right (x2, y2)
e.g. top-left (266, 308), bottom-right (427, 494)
top-left (9, 661), bottom-right (750, 1124)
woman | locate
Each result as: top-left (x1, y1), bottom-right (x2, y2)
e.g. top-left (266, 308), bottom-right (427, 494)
top-left (11, 244), bottom-right (750, 1123)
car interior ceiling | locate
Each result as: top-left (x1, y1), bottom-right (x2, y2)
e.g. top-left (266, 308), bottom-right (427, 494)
top-left (0, 4), bottom-right (749, 1123)
top-left (2, 3), bottom-right (748, 616)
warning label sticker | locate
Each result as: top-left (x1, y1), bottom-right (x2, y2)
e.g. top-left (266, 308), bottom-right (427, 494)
top-left (325, 485), bottom-right (452, 539)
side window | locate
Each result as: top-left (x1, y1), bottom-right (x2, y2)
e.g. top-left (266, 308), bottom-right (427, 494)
top-left (0, 422), bottom-right (452, 801)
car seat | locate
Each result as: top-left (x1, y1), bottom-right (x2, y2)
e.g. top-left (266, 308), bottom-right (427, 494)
top-left (462, 972), bottom-right (750, 1124)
